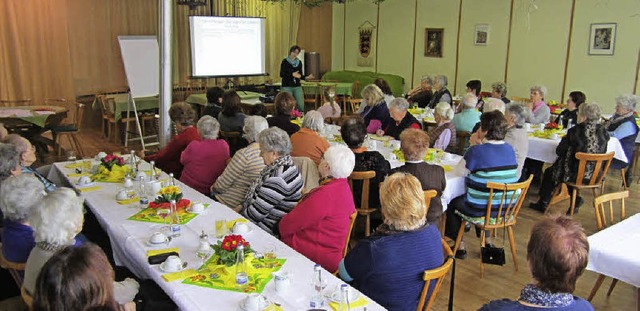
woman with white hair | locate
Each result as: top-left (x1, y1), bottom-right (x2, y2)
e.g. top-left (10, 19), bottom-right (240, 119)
top-left (0, 143), bottom-right (21, 182)
top-left (490, 82), bottom-right (510, 104)
top-left (452, 93), bottom-right (481, 132)
top-left (407, 75), bottom-right (433, 108)
top-left (504, 103), bottom-right (531, 179)
top-left (280, 145), bottom-right (356, 272)
top-left (526, 85), bottom-right (551, 124)
top-left (241, 127), bottom-right (303, 236)
top-left (360, 84), bottom-right (391, 133)
top-left (290, 110), bottom-right (330, 165)
top-left (429, 102), bottom-right (457, 152)
top-left (376, 98), bottom-right (421, 140)
top-left (180, 116), bottom-right (230, 194)
top-left (607, 94), bottom-right (638, 185)
top-left (3, 134), bottom-right (56, 192)
top-left (0, 175), bottom-right (45, 263)
top-left (211, 116), bottom-right (268, 208)
top-left (427, 74), bottom-right (452, 108)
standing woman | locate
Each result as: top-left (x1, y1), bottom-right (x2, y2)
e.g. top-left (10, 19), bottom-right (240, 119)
top-left (280, 45), bottom-right (314, 112)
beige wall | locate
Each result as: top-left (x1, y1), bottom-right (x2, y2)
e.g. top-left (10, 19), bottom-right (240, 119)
top-left (332, 0), bottom-right (640, 112)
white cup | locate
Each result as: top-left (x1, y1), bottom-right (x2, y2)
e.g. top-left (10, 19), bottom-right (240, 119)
top-left (391, 140), bottom-right (401, 149)
top-left (123, 177), bottom-right (134, 189)
top-left (163, 255), bottom-right (183, 272)
top-left (150, 232), bottom-right (168, 244)
top-left (147, 180), bottom-right (162, 196)
top-left (78, 176), bottom-right (91, 186)
top-left (388, 153), bottom-right (397, 161)
top-left (273, 272), bottom-right (290, 293)
top-left (190, 202), bottom-right (205, 213)
top-left (524, 123), bottom-right (531, 131)
top-left (538, 123), bottom-right (546, 131)
top-left (245, 294), bottom-right (267, 311)
top-left (232, 222), bottom-right (250, 234)
top-left (550, 133), bottom-right (559, 140)
top-left (115, 190), bottom-right (129, 201)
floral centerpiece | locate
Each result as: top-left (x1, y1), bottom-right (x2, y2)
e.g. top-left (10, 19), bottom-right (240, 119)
top-left (211, 234), bottom-right (253, 266)
top-left (544, 122), bottom-right (559, 130)
top-left (291, 108), bottom-right (302, 118)
top-left (148, 185), bottom-right (191, 209)
top-left (91, 154), bottom-right (130, 182)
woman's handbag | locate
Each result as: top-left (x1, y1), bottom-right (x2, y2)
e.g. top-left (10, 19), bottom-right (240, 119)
top-left (480, 225), bottom-right (506, 266)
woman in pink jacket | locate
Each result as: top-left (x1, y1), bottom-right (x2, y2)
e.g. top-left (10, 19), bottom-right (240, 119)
top-left (279, 145), bottom-right (356, 272)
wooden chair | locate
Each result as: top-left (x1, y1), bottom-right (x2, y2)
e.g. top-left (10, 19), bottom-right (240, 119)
top-left (349, 98), bottom-right (363, 115)
top-left (303, 82), bottom-right (322, 110)
top-left (417, 238), bottom-right (454, 311)
top-left (564, 152), bottom-right (614, 216)
top-left (0, 98), bottom-right (31, 107)
top-left (452, 175), bottom-right (533, 277)
top-left (52, 102), bottom-right (85, 158)
top-left (98, 95), bottom-right (141, 144)
top-left (0, 243), bottom-right (26, 288)
top-left (21, 286), bottom-right (33, 310)
top-left (342, 211), bottom-right (358, 257)
top-left (424, 189), bottom-right (437, 212)
top-left (587, 190), bottom-right (629, 302)
top-left (455, 131), bottom-right (471, 155)
top-left (348, 171), bottom-right (377, 237)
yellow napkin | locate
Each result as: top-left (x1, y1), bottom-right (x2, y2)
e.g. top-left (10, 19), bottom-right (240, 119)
top-left (67, 173), bottom-right (91, 178)
top-left (78, 186), bottom-right (101, 193)
top-left (146, 247), bottom-right (180, 257)
top-left (64, 163), bottom-right (84, 169)
top-left (117, 197), bottom-right (139, 205)
top-left (442, 165), bottom-right (452, 172)
top-left (329, 296), bottom-right (368, 310)
top-left (227, 218), bottom-right (249, 230)
top-left (162, 269), bottom-right (197, 282)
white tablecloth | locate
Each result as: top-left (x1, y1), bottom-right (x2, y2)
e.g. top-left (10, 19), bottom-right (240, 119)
top-left (526, 136), bottom-right (628, 164)
top-left (48, 162), bottom-right (385, 311)
top-left (586, 213), bottom-right (640, 288)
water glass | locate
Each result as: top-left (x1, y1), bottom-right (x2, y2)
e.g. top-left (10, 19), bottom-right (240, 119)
top-left (263, 244), bottom-right (277, 268)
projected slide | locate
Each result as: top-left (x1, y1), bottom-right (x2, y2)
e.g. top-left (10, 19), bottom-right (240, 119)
top-left (189, 16), bottom-right (267, 77)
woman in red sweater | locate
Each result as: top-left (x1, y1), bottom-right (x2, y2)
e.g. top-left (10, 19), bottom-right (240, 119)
top-left (141, 102), bottom-right (200, 179)
top-left (279, 145), bottom-right (356, 272)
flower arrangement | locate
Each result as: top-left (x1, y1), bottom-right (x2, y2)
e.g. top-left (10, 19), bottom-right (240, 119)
top-left (212, 234), bottom-right (253, 266)
top-left (544, 122), bottom-right (559, 130)
top-left (291, 108), bottom-right (302, 118)
top-left (148, 185), bottom-right (190, 209)
top-left (101, 154), bottom-right (126, 170)
top-left (91, 154), bottom-right (129, 182)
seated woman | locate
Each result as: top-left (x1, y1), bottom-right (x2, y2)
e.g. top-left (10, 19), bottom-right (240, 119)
top-left (23, 188), bottom-right (139, 305)
top-left (3, 134), bottom-right (55, 192)
top-left (217, 90), bottom-right (246, 132)
top-left (142, 102), bottom-right (200, 179)
top-left (390, 129), bottom-right (446, 225)
top-left (0, 175), bottom-right (45, 263)
top-left (280, 145), bottom-right (356, 272)
top-left (240, 127), bottom-right (303, 236)
top-left (0, 143), bottom-right (22, 183)
top-left (357, 78), bottom-right (396, 113)
top-left (555, 91), bottom-right (586, 128)
top-left (267, 92), bottom-right (300, 136)
top-left (606, 94), bottom-right (638, 186)
top-left (466, 79), bottom-right (484, 111)
top-left (341, 116), bottom-right (390, 218)
top-left (376, 98), bottom-right (421, 140)
top-left (427, 75), bottom-right (452, 108)
top-left (339, 173), bottom-right (443, 310)
top-left (452, 93), bottom-right (481, 132)
top-left (491, 81), bottom-right (510, 104)
top-left (212, 116), bottom-right (268, 209)
top-left (290, 110), bottom-right (329, 165)
top-left (529, 103), bottom-right (609, 214)
top-left (317, 86), bottom-right (341, 119)
top-left (180, 116), bottom-right (230, 195)
top-left (429, 102), bottom-right (457, 153)
top-left (34, 243), bottom-right (136, 311)
top-left (359, 84), bottom-right (390, 133)
top-left (407, 75), bottom-right (433, 108)
top-left (444, 111), bottom-right (519, 258)
top-left (525, 85), bottom-right (551, 124)
top-left (504, 103), bottom-right (531, 180)
top-left (479, 216), bottom-right (594, 311)
top-left (202, 86), bottom-right (225, 120)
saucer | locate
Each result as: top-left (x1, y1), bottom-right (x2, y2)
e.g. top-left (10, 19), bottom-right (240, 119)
top-left (146, 238), bottom-right (170, 247)
top-left (231, 226), bottom-right (253, 235)
top-left (77, 182), bottom-right (96, 188)
top-left (239, 296), bottom-right (270, 311)
top-left (329, 289), bottom-right (360, 303)
top-left (186, 207), bottom-right (205, 214)
top-left (159, 262), bottom-right (184, 273)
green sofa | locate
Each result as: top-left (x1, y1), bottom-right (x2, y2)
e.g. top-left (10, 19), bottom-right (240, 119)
top-left (321, 70), bottom-right (405, 98)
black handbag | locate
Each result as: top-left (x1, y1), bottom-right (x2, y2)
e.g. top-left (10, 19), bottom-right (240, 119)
top-left (480, 244), bottom-right (505, 265)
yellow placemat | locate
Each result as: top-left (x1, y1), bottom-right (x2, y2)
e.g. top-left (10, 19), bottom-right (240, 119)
top-left (408, 108), bottom-right (424, 115)
top-left (147, 247), bottom-right (180, 257)
top-left (78, 186), bottom-right (101, 193)
top-left (529, 129), bottom-right (565, 139)
top-left (329, 296), bottom-right (369, 310)
top-left (370, 135), bottom-right (392, 141)
top-left (67, 173), bottom-right (91, 178)
top-left (227, 218), bottom-right (249, 230)
top-left (162, 269), bottom-right (197, 282)
top-left (117, 197), bottom-right (140, 205)
top-left (64, 163), bottom-right (84, 169)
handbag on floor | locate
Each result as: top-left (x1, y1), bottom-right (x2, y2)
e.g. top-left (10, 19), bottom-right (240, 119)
top-left (480, 226), bottom-right (506, 266)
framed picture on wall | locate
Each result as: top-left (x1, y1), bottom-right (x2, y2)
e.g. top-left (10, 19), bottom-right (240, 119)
top-left (589, 23), bottom-right (616, 55)
top-left (475, 24), bottom-right (489, 46)
top-left (425, 28), bottom-right (444, 58)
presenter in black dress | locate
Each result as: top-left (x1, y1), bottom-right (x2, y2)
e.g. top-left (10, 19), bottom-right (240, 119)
top-left (280, 45), bottom-right (313, 112)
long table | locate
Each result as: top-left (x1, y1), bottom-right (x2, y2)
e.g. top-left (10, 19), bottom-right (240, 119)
top-left (47, 161), bottom-right (384, 311)
top-left (91, 94), bottom-right (158, 121)
top-left (271, 82), bottom-right (353, 97)
top-left (527, 136), bottom-right (627, 164)
top-left (185, 91), bottom-right (263, 107)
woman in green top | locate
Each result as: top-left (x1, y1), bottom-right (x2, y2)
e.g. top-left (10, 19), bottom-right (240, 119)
top-left (279, 45), bottom-right (313, 112)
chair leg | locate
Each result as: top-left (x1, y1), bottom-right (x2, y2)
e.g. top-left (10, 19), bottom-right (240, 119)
top-left (452, 220), bottom-right (467, 254)
top-left (621, 169), bottom-right (628, 189)
top-left (438, 214), bottom-right (446, 238)
top-left (480, 227), bottom-right (486, 278)
top-left (365, 214), bottom-right (370, 237)
top-left (607, 279), bottom-right (619, 296)
top-left (72, 134), bottom-right (84, 158)
top-left (569, 188), bottom-right (577, 216)
top-left (507, 226), bottom-right (518, 272)
top-left (588, 274), bottom-right (607, 301)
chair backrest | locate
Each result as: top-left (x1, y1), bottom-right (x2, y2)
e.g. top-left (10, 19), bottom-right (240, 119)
top-left (483, 175), bottom-right (533, 229)
top-left (574, 152), bottom-right (614, 186)
top-left (73, 102), bottom-right (86, 129)
top-left (21, 286), bottom-right (33, 310)
top-left (292, 156), bottom-right (320, 193)
top-left (593, 190), bottom-right (629, 231)
top-left (349, 98), bottom-right (363, 114)
top-left (348, 171), bottom-right (376, 210)
top-left (342, 211), bottom-right (358, 257)
top-left (455, 131), bottom-right (471, 155)
top-left (417, 238), bottom-right (454, 311)
top-left (0, 98), bottom-right (32, 107)
top-left (424, 189), bottom-right (437, 214)
top-left (510, 96), bottom-right (531, 104)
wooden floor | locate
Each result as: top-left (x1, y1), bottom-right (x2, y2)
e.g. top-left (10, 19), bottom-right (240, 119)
top-left (2, 127), bottom-right (638, 310)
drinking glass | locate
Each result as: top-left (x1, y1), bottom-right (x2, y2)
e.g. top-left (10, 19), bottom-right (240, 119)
top-left (67, 150), bottom-right (77, 162)
top-left (263, 244), bottom-right (277, 268)
top-left (215, 219), bottom-right (227, 238)
top-left (195, 248), bottom-right (211, 269)
top-left (156, 208), bottom-right (171, 230)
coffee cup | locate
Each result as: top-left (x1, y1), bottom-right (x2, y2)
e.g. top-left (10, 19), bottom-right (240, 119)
top-left (524, 123), bottom-right (531, 131)
top-left (190, 202), bottom-right (205, 213)
top-left (550, 133), bottom-right (559, 140)
top-left (147, 180), bottom-right (162, 196)
top-left (123, 177), bottom-right (134, 189)
top-left (232, 222), bottom-right (250, 234)
top-left (244, 294), bottom-right (268, 311)
top-left (78, 176), bottom-right (91, 186)
top-left (538, 123), bottom-right (546, 131)
top-left (115, 190), bottom-right (129, 201)
top-left (391, 140), bottom-right (401, 149)
top-left (162, 255), bottom-right (183, 272)
top-left (273, 271), bottom-right (290, 293)
top-left (150, 232), bottom-right (168, 244)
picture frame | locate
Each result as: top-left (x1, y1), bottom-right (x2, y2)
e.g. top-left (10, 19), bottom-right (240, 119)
top-left (589, 23), bottom-right (616, 55)
top-left (424, 28), bottom-right (444, 58)
top-left (474, 24), bottom-right (489, 46)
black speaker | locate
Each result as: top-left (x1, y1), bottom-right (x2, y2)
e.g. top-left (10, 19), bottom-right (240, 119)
top-left (304, 52), bottom-right (320, 80)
